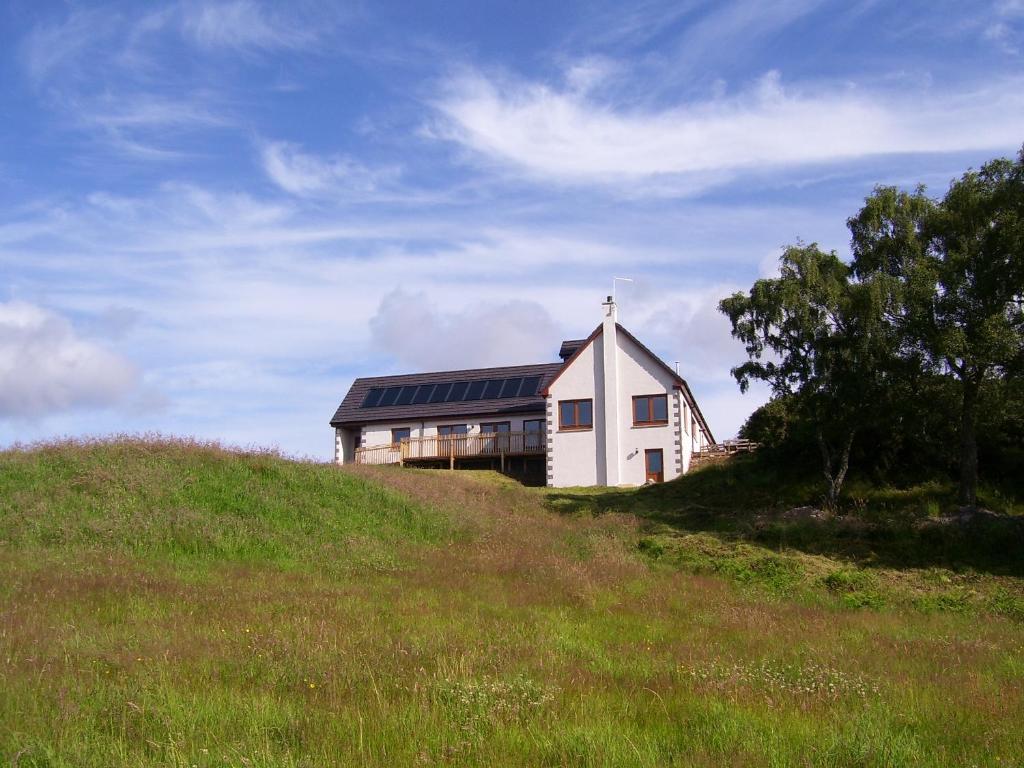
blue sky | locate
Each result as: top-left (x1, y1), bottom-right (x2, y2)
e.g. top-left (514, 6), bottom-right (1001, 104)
top-left (1, 0), bottom-right (1022, 458)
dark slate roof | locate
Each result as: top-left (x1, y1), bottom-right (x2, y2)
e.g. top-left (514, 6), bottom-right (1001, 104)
top-left (558, 339), bottom-right (588, 360)
top-left (330, 362), bottom-right (562, 427)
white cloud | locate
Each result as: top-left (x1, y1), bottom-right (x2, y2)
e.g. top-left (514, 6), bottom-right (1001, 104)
top-left (984, 0), bottom-right (1024, 53)
top-left (21, 9), bottom-right (114, 82)
top-left (260, 141), bottom-right (399, 197)
top-left (369, 289), bottom-right (562, 371)
top-left (182, 0), bottom-right (319, 51)
top-left (435, 69), bottom-right (1024, 187)
top-left (0, 302), bottom-right (139, 420)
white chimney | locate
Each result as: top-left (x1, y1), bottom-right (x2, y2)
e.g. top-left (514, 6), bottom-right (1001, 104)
top-left (601, 295), bottom-right (620, 485)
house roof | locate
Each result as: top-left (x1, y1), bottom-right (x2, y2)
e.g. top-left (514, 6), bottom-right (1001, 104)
top-left (329, 362), bottom-right (562, 427)
top-left (558, 339), bottom-right (588, 360)
top-left (329, 323), bottom-right (714, 443)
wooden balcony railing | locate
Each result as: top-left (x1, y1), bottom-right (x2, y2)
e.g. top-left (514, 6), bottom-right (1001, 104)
top-left (691, 438), bottom-right (759, 467)
top-left (354, 431), bottom-right (546, 466)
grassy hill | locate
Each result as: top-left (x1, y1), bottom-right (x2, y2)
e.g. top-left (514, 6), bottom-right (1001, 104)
top-left (1, 440), bottom-right (1022, 767)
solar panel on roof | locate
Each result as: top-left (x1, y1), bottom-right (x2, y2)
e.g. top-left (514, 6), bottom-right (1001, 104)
top-left (360, 372), bottom-right (548, 408)
top-left (520, 375), bottom-right (541, 396)
top-left (447, 381), bottom-right (469, 401)
top-left (379, 386), bottom-right (402, 406)
top-left (362, 387), bottom-right (384, 407)
top-left (500, 377), bottom-right (523, 397)
top-left (430, 382), bottom-right (452, 402)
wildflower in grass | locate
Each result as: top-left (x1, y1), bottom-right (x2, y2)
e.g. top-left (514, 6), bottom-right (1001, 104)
top-left (431, 674), bottom-right (557, 738)
top-left (680, 659), bottom-right (880, 703)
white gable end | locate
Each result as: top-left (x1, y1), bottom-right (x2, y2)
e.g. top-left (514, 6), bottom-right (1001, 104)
top-left (546, 300), bottom-right (705, 488)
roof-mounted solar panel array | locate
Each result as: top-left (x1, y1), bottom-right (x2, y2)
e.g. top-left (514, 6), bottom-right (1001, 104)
top-left (360, 374), bottom-right (543, 409)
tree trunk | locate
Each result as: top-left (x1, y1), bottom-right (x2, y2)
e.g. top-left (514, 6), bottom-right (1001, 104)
top-left (817, 429), bottom-right (855, 510)
top-left (958, 376), bottom-right (980, 508)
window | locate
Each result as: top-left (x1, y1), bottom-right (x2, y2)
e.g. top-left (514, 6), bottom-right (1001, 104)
top-left (558, 399), bottom-right (593, 430)
top-left (633, 394), bottom-right (669, 426)
top-left (524, 418), bottom-right (545, 450)
top-left (480, 422), bottom-right (511, 433)
top-left (437, 424), bottom-right (468, 436)
top-left (391, 427), bottom-right (411, 446)
top-left (480, 421), bottom-right (510, 451)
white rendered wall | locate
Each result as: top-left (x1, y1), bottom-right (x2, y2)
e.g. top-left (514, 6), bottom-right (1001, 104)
top-left (546, 334), bottom-right (603, 487)
top-left (334, 427), bottom-right (358, 465)
top-left (614, 331), bottom-right (684, 486)
top-left (547, 323), bottom-right (707, 488)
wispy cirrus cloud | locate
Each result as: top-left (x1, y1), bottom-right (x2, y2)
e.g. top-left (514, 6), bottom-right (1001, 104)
top-left (19, 2), bottom-right (330, 159)
top-left (435, 68), bottom-right (1024, 189)
top-left (984, 0), bottom-right (1024, 53)
top-left (20, 8), bottom-right (119, 83)
top-left (260, 141), bottom-right (400, 197)
top-left (180, 0), bottom-right (325, 52)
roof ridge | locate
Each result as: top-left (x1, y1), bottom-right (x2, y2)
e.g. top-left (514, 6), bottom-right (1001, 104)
top-left (351, 361), bottom-right (561, 383)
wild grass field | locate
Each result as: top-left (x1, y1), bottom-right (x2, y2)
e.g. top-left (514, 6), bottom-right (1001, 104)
top-left (1, 439), bottom-right (1022, 767)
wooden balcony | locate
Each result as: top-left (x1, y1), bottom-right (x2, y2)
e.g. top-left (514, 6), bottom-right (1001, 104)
top-left (354, 431), bottom-right (546, 467)
top-left (690, 438), bottom-right (759, 468)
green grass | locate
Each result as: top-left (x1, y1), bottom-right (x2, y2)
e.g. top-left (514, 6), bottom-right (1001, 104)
top-left (0, 438), bottom-right (450, 572)
top-left (1, 440), bottom-right (1022, 766)
top-left (544, 455), bottom-right (1024, 612)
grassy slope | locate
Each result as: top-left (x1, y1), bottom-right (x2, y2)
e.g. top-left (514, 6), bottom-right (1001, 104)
top-left (545, 455), bottom-right (1024, 616)
top-left (1, 440), bottom-right (1022, 767)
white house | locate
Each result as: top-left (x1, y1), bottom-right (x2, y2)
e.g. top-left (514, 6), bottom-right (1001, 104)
top-left (330, 297), bottom-right (714, 487)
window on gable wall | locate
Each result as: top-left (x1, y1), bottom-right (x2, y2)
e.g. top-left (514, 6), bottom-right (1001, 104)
top-left (633, 394), bottom-right (668, 426)
top-left (558, 399), bottom-right (593, 430)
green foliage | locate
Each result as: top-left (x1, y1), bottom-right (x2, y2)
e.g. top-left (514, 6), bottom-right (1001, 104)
top-left (849, 149), bottom-right (1024, 505)
top-left (738, 395), bottom-right (794, 449)
top-left (725, 149), bottom-right (1024, 506)
top-left (720, 243), bottom-right (893, 507)
top-left (822, 568), bottom-right (878, 593)
top-left (989, 589), bottom-right (1024, 621)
